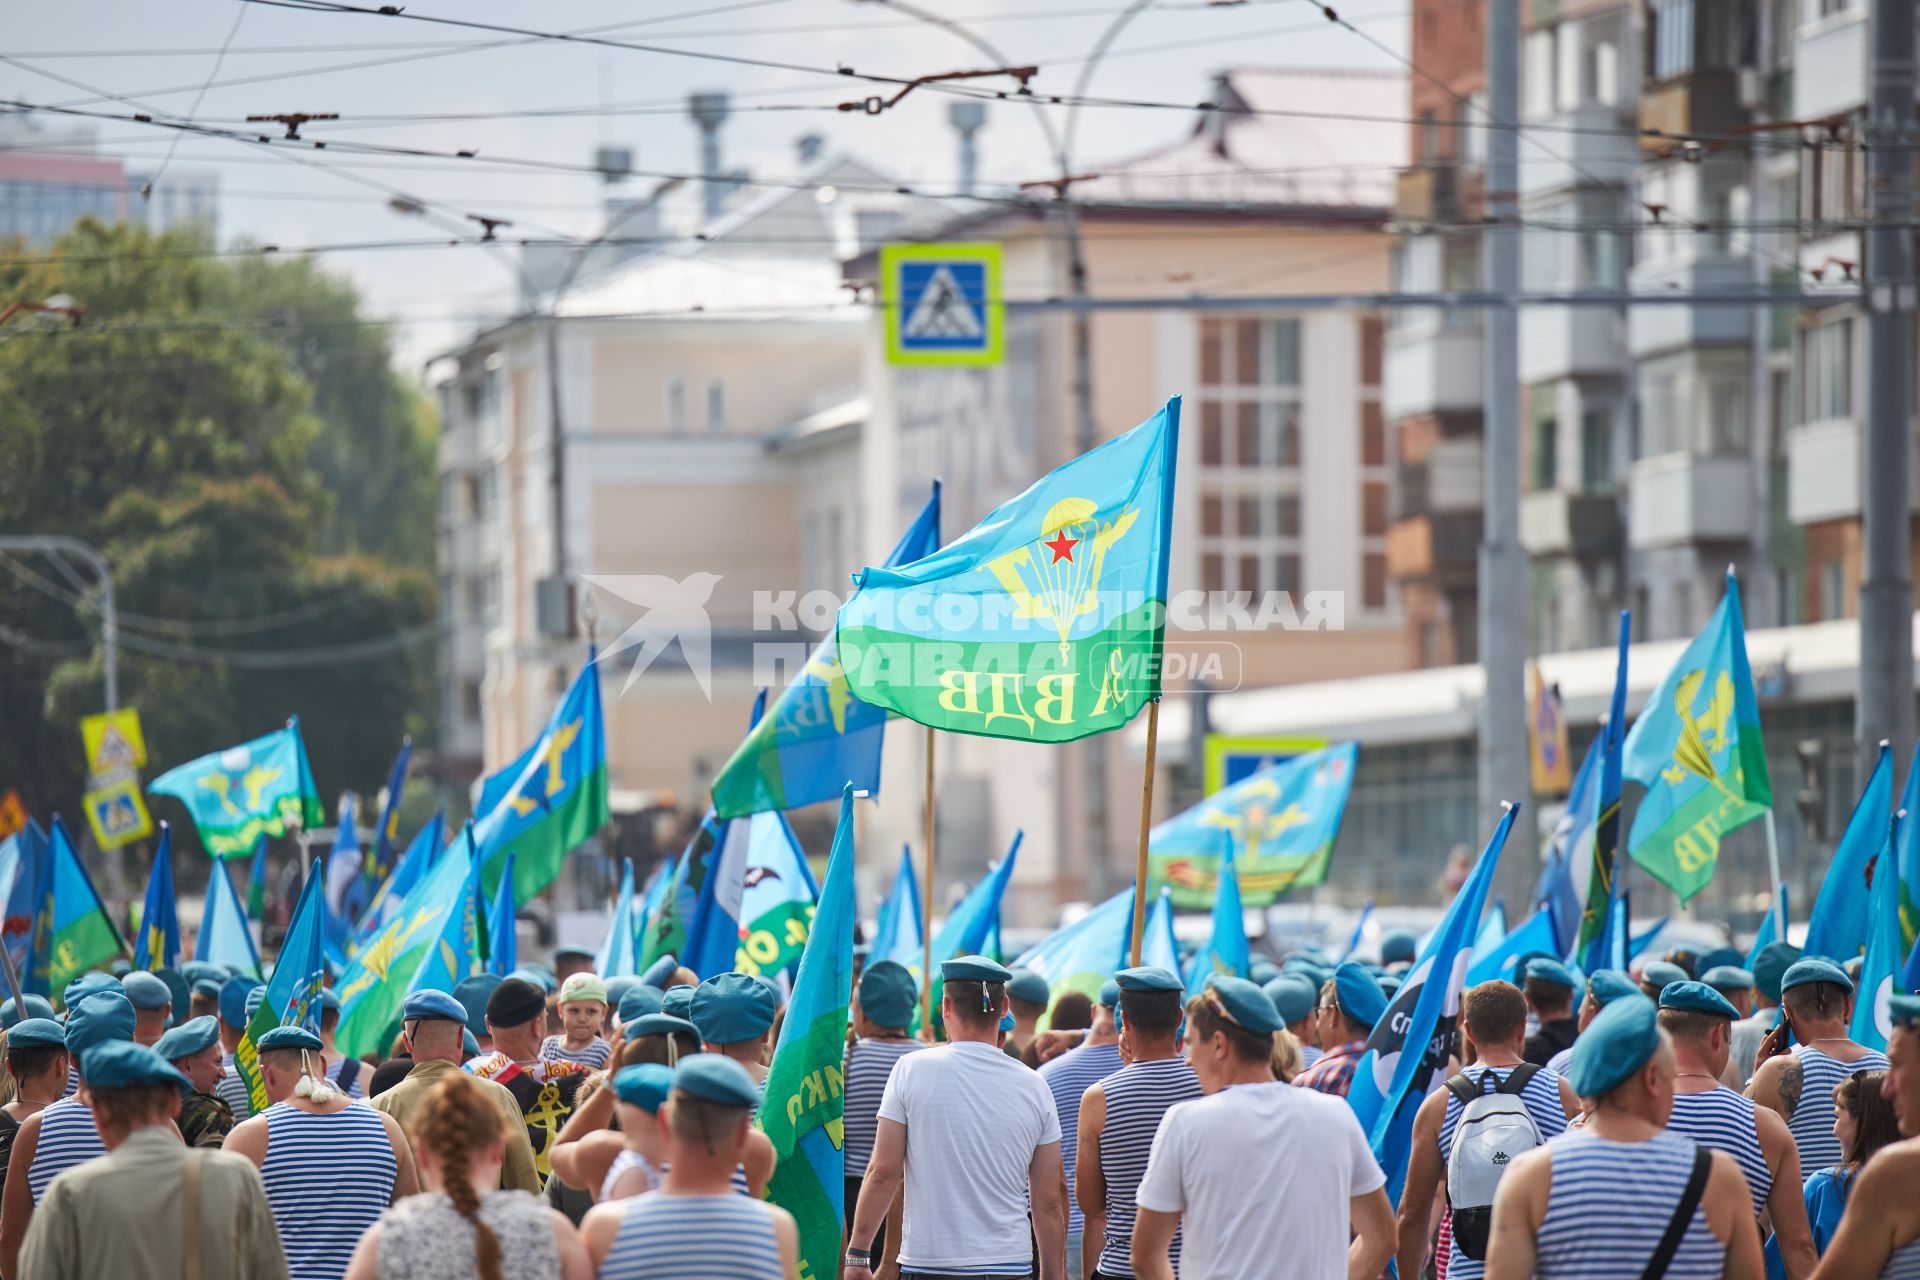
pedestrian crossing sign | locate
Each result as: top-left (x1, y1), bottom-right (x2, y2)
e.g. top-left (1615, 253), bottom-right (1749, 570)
top-left (81, 708), bottom-right (147, 773)
top-left (882, 242), bottom-right (1003, 366)
top-left (83, 771), bottom-right (151, 849)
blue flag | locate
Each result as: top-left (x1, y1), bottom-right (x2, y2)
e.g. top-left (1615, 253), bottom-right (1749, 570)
top-left (1805, 742), bottom-right (1893, 964)
top-left (872, 846), bottom-right (923, 975)
top-left (596, 859), bottom-right (640, 979)
top-left (1013, 886), bottom-right (1134, 1009)
top-left (1141, 886), bottom-right (1180, 973)
top-left (713, 486), bottom-right (942, 819)
top-left (197, 852), bottom-right (263, 980)
top-left (235, 862), bottom-right (328, 1114)
top-left (405, 826), bottom-right (488, 1002)
top-left (362, 737), bottom-right (412, 899)
top-left (635, 850), bottom-right (675, 958)
top-left (1472, 900), bottom-right (1509, 965)
top-left (134, 824), bottom-right (180, 970)
top-left (1899, 745), bottom-right (1920, 958)
top-left (1346, 803), bottom-right (1519, 1206)
top-left (333, 830), bottom-right (479, 1058)
top-left (1852, 811), bottom-right (1903, 1051)
top-left (1581, 611), bottom-right (1632, 968)
top-left (1185, 846), bottom-right (1249, 998)
top-left (926, 833), bottom-right (1022, 1032)
top-left (1538, 735), bottom-right (1599, 960)
top-left (323, 795), bottom-right (362, 954)
top-left (489, 851), bottom-right (518, 977)
top-left (1341, 901), bottom-right (1378, 965)
top-left (1465, 907), bottom-right (1557, 988)
top-left (682, 811), bottom-right (817, 980)
top-left (1628, 910), bottom-right (1669, 962)
top-left (1, 821), bottom-right (51, 994)
top-left (354, 809), bottom-right (444, 950)
top-left (46, 817), bottom-right (125, 997)
top-left (1746, 885), bottom-right (1790, 970)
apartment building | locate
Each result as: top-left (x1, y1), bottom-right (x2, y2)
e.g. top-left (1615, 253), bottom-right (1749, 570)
top-left (0, 115), bottom-right (219, 245)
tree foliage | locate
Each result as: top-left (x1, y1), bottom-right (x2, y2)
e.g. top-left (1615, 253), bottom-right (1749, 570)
top-left (0, 219), bottom-right (438, 837)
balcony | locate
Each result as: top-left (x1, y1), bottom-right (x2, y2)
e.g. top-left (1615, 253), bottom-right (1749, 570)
top-left (1794, 9), bottom-right (1867, 120)
top-left (1627, 255), bottom-right (1753, 356)
top-left (1627, 453), bottom-right (1752, 548)
top-left (1519, 103), bottom-right (1640, 198)
top-left (1519, 306), bottom-right (1627, 383)
top-left (1520, 489), bottom-right (1622, 558)
top-left (1386, 512), bottom-right (1480, 584)
top-left (1394, 164), bottom-right (1470, 225)
top-left (1787, 417), bottom-right (1920, 524)
top-left (1637, 71), bottom-right (1747, 153)
top-left (1384, 322), bottom-right (1484, 421)
top-left (1394, 440), bottom-right (1483, 521)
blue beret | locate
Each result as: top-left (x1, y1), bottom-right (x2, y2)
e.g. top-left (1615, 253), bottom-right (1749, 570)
top-left (1380, 930), bottom-right (1419, 965)
top-left (110, 959), bottom-right (131, 977)
top-left (244, 987), bottom-right (267, 1023)
top-left (1203, 975), bottom-right (1283, 1034)
top-left (1568, 994), bottom-right (1661, 1098)
top-left (81, 1040), bottom-right (191, 1096)
top-left (1782, 957), bottom-right (1852, 994)
top-left (122, 971), bottom-right (172, 1012)
top-left (256, 1025), bottom-right (322, 1052)
top-left (639, 955), bottom-right (680, 988)
top-left (66, 991), bottom-right (136, 1055)
top-left (604, 975), bottom-right (639, 1010)
top-left (1, 995), bottom-right (56, 1028)
top-left (1587, 970), bottom-right (1639, 1007)
top-left (462, 1028), bottom-right (481, 1057)
top-left (182, 961), bottom-right (225, 987)
top-left (1659, 981), bottom-right (1741, 1019)
top-left (858, 961), bottom-right (917, 1030)
top-left (612, 1062), bottom-right (674, 1113)
top-left (1379, 974), bottom-right (1404, 996)
top-left (1281, 955), bottom-right (1332, 991)
top-left (318, 988), bottom-right (341, 1014)
top-left (155, 1015), bottom-right (220, 1062)
top-left (63, 972), bottom-right (120, 1008)
top-left (625, 1013), bottom-right (699, 1040)
top-left (1264, 974), bottom-right (1318, 1025)
top-left (998, 1011), bottom-right (1015, 1033)
top-left (661, 985), bottom-right (695, 1020)
top-left (1698, 947), bottom-right (1745, 975)
top-left (156, 968), bottom-right (189, 1017)
top-left (7, 1018), bottom-right (66, 1050)
top-left (618, 984), bottom-right (666, 1026)
top-left (1640, 961), bottom-right (1689, 992)
top-left (1115, 966), bottom-right (1183, 994)
top-left (673, 1053), bottom-right (762, 1111)
top-left (1701, 966), bottom-right (1754, 992)
top-left (509, 966), bottom-right (557, 995)
top-left (1333, 962), bottom-right (1388, 1028)
top-left (218, 976), bottom-right (259, 1029)
top-left (1889, 992), bottom-right (1920, 1031)
top-left (1525, 958), bottom-right (1578, 990)
top-left (453, 974), bottom-right (503, 1038)
top-left (941, 955), bottom-right (1011, 985)
top-left (553, 945), bottom-right (596, 964)
top-left (402, 990), bottom-right (470, 1024)
top-left (1753, 942), bottom-right (1803, 1001)
top-left (1248, 958), bottom-right (1282, 986)
top-left (1007, 969), bottom-right (1050, 1006)
top-left (192, 979), bottom-right (223, 1001)
top-left (1098, 980), bottom-right (1121, 1009)
top-left (690, 973), bottom-right (777, 1045)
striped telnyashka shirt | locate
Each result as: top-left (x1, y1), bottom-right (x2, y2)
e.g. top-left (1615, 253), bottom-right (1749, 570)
top-left (596, 1192), bottom-right (782, 1280)
top-left (217, 1053), bottom-right (252, 1118)
top-left (1786, 1046), bottom-right (1887, 1173)
top-left (27, 1097), bottom-right (105, 1205)
top-left (1095, 1055), bottom-right (1202, 1279)
top-left (1535, 1131), bottom-right (1724, 1280)
top-left (1666, 1088), bottom-right (1771, 1217)
top-left (260, 1103), bottom-right (398, 1280)
top-left (1437, 1063), bottom-right (1569, 1280)
top-left (842, 1037), bottom-right (923, 1177)
top-left (1038, 1041), bottom-right (1124, 1238)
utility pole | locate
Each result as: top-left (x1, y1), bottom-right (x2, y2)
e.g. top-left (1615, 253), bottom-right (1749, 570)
top-left (1860, 0), bottom-right (1916, 780)
top-left (1481, 0), bottom-right (1529, 894)
top-left (0, 536), bottom-right (116, 710)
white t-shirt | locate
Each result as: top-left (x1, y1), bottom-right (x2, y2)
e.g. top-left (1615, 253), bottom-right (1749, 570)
top-left (877, 1039), bottom-right (1063, 1275)
top-left (1137, 1079), bottom-right (1386, 1280)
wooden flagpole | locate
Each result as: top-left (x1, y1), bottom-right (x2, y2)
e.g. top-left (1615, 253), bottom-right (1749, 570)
top-left (1129, 699), bottom-right (1161, 965)
top-left (921, 724), bottom-right (936, 1036)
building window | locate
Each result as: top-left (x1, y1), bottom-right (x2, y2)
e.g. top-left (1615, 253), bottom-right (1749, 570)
top-left (1818, 560), bottom-right (1845, 620)
top-left (1530, 393), bottom-right (1559, 491)
top-left (666, 377), bottom-right (687, 433)
top-left (1580, 407), bottom-right (1615, 493)
top-left (706, 379), bottom-right (726, 433)
top-left (1637, 351), bottom-right (1747, 458)
top-left (1418, 110), bottom-right (1440, 162)
top-left (1800, 316), bottom-right (1852, 423)
top-left (1650, 0), bottom-right (1696, 80)
top-left (1196, 317), bottom-right (1307, 599)
top-left (1361, 401), bottom-right (1387, 467)
top-left (461, 679), bottom-right (483, 722)
top-left (1360, 485), bottom-right (1385, 538)
top-left (1364, 553), bottom-right (1388, 610)
top-left (1524, 31), bottom-right (1555, 119)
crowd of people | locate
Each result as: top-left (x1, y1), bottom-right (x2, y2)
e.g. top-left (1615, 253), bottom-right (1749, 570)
top-left (0, 932), bottom-right (1913, 1279)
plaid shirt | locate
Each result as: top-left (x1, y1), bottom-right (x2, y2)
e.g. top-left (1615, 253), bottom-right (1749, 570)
top-left (1294, 1038), bottom-right (1368, 1098)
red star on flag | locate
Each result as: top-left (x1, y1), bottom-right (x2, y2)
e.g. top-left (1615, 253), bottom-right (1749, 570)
top-left (1043, 529), bottom-right (1079, 563)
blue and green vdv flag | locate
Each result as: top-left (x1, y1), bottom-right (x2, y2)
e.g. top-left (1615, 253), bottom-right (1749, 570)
top-left (46, 816), bottom-right (126, 997)
top-left (838, 400), bottom-right (1180, 743)
top-left (333, 831), bottom-right (480, 1059)
top-left (148, 718), bottom-right (324, 858)
top-left (1148, 742), bottom-right (1359, 909)
top-left (235, 862), bottom-right (327, 1115)
top-left (760, 785), bottom-right (857, 1280)
top-left (471, 656), bottom-right (609, 905)
top-left (712, 485), bottom-right (941, 818)
top-left (133, 823), bottom-right (180, 970)
top-left (1621, 570), bottom-right (1771, 901)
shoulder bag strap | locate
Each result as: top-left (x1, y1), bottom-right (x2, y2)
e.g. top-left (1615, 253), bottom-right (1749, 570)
top-left (182, 1148), bottom-right (206, 1280)
top-left (1638, 1143), bottom-right (1712, 1280)
top-left (1497, 1062), bottom-right (1543, 1095)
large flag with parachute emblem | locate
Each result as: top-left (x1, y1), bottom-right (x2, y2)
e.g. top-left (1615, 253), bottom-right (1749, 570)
top-left (406, 827), bottom-right (490, 1001)
top-left (760, 785), bottom-right (857, 1280)
top-left (1622, 573), bottom-right (1770, 900)
top-left (47, 816), bottom-right (125, 994)
top-left (838, 401), bottom-right (1180, 744)
top-left (711, 486), bottom-right (942, 818)
top-left (333, 832), bottom-right (480, 1058)
top-left (133, 823), bottom-right (180, 970)
top-left (149, 718), bottom-right (323, 858)
top-left (235, 862), bottom-right (327, 1115)
top-left (1805, 742), bottom-right (1893, 964)
top-left (471, 657), bottom-right (609, 905)
top-left (1346, 803), bottom-right (1519, 1206)
top-left (1148, 742), bottom-right (1358, 909)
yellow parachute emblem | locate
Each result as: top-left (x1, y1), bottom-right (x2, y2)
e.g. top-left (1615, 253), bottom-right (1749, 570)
top-left (986, 497), bottom-right (1139, 661)
top-left (1660, 669), bottom-right (1739, 800)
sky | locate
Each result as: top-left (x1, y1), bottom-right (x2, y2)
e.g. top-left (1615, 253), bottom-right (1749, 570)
top-left (8, 0), bottom-right (1409, 373)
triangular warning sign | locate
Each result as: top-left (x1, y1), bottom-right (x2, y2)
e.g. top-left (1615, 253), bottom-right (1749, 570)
top-left (95, 723), bottom-right (137, 769)
top-left (902, 265), bottom-right (983, 340)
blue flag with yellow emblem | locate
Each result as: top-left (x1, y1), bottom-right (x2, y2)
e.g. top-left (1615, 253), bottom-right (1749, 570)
top-left (235, 861), bottom-right (328, 1115)
top-left (148, 718), bottom-right (324, 858)
top-left (712, 486), bottom-right (941, 819)
top-left (471, 658), bottom-right (609, 904)
top-left (1013, 885), bottom-right (1134, 1011)
top-left (333, 827), bottom-right (479, 1059)
top-left (359, 737), bottom-right (412, 911)
top-left (133, 823), bottom-right (180, 971)
top-left (1149, 742), bottom-right (1359, 909)
top-left (1622, 572), bottom-right (1771, 900)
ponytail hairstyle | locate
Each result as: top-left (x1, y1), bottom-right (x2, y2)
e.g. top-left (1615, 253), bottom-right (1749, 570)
top-left (416, 1071), bottom-right (505, 1280)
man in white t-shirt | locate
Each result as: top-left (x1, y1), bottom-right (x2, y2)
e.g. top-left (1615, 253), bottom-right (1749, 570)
top-left (843, 955), bottom-right (1068, 1280)
top-left (1133, 976), bottom-right (1394, 1280)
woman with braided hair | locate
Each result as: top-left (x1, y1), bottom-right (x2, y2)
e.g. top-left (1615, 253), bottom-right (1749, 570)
top-left (344, 1070), bottom-right (591, 1280)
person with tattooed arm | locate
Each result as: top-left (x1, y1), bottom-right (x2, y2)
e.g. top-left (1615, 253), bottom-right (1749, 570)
top-left (1745, 960), bottom-right (1887, 1175)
